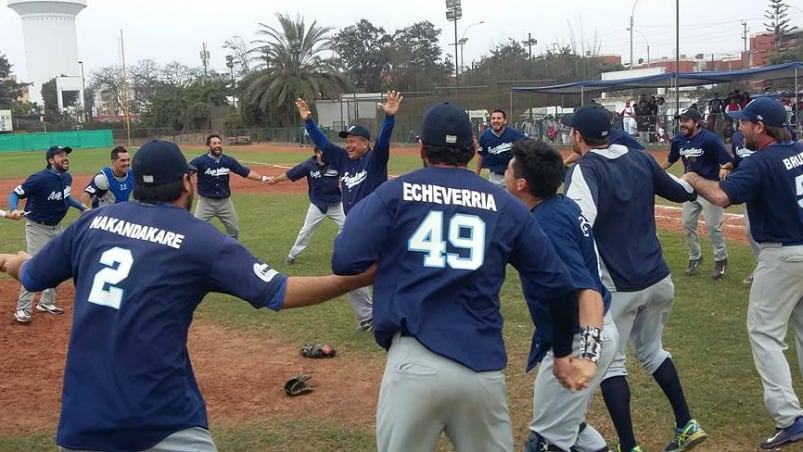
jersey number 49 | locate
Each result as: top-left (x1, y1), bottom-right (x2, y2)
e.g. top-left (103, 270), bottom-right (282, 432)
top-left (408, 211), bottom-right (486, 270)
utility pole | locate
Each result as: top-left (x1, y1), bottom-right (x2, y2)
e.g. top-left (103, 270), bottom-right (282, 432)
top-left (200, 42), bottom-right (210, 78)
top-left (741, 21), bottom-right (749, 53)
top-left (522, 33), bottom-right (537, 78)
top-left (445, 0), bottom-right (462, 100)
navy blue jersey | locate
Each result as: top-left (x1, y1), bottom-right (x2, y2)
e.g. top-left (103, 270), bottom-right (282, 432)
top-left (84, 167), bottom-right (135, 208)
top-left (11, 168), bottom-right (75, 225)
top-left (720, 141), bottom-right (803, 244)
top-left (608, 128), bottom-right (645, 150)
top-left (564, 144), bottom-right (696, 291)
top-left (478, 126), bottom-right (526, 174)
top-left (527, 194), bottom-right (611, 370)
top-left (189, 154), bottom-right (250, 199)
top-left (305, 116), bottom-right (395, 214)
top-left (331, 166), bottom-right (576, 372)
top-left (20, 201), bottom-right (288, 451)
top-left (286, 156), bottom-right (341, 213)
top-left (668, 128), bottom-right (732, 181)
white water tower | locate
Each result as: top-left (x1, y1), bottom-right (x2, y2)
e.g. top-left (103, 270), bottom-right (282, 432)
top-left (7, 0), bottom-right (86, 107)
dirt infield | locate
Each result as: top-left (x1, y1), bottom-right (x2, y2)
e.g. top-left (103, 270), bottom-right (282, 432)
top-left (0, 145), bottom-right (749, 437)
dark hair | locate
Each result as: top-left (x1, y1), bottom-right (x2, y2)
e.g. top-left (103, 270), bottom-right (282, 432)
top-left (423, 143), bottom-right (475, 166)
top-left (206, 133), bottom-right (222, 146)
top-left (510, 139), bottom-right (563, 198)
top-left (132, 178), bottom-right (184, 203)
top-left (766, 125), bottom-right (792, 142)
top-left (492, 109), bottom-right (507, 119)
top-left (581, 134), bottom-right (610, 147)
top-left (111, 146), bottom-right (128, 161)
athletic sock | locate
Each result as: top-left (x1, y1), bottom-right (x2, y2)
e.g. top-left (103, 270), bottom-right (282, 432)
top-left (652, 358), bottom-right (692, 428)
top-left (601, 376), bottom-right (637, 451)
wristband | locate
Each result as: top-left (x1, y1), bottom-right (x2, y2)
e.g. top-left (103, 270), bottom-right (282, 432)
top-left (579, 326), bottom-right (602, 364)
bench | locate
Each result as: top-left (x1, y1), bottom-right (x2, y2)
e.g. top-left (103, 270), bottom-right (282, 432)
top-left (226, 135), bottom-right (252, 145)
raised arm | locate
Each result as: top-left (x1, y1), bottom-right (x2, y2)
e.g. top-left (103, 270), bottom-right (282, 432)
top-left (373, 90), bottom-right (403, 162)
top-left (295, 98), bottom-right (346, 164)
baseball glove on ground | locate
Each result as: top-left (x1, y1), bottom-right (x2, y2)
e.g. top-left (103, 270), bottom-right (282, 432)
top-left (300, 343), bottom-right (336, 359)
top-left (284, 375), bottom-right (314, 396)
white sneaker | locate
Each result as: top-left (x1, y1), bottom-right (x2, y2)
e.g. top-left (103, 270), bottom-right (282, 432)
top-left (14, 309), bottom-right (32, 324)
top-left (35, 303), bottom-right (64, 315)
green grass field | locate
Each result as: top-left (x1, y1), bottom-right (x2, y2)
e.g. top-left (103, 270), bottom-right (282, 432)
top-left (0, 145), bottom-right (795, 451)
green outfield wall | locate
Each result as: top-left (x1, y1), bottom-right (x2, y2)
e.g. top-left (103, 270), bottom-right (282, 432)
top-left (0, 130), bottom-right (113, 152)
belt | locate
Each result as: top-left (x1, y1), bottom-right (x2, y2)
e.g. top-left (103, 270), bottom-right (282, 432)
top-left (31, 220), bottom-right (58, 227)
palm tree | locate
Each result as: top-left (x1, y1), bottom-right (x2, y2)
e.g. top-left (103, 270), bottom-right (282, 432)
top-left (246, 14), bottom-right (346, 126)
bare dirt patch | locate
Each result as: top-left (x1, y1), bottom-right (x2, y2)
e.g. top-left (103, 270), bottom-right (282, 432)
top-left (0, 280), bottom-right (380, 435)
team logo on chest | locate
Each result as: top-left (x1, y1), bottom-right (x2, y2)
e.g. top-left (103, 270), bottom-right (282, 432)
top-left (205, 168), bottom-right (231, 177)
top-left (342, 170), bottom-right (367, 189)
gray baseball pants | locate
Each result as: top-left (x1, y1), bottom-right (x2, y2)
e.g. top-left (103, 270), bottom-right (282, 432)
top-left (748, 243), bottom-right (803, 428)
top-left (16, 220), bottom-right (61, 312)
top-left (59, 426), bottom-right (216, 451)
top-left (682, 197), bottom-right (728, 262)
top-left (529, 312), bottom-right (619, 451)
top-left (376, 332), bottom-right (513, 452)
top-left (604, 275), bottom-right (675, 379)
top-left (194, 196), bottom-right (239, 239)
top-left (744, 207), bottom-right (762, 259)
top-left (287, 203), bottom-right (346, 260)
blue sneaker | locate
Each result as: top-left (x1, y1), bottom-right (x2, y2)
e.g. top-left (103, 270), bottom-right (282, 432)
top-left (664, 419), bottom-right (707, 451)
top-left (761, 416), bottom-right (803, 449)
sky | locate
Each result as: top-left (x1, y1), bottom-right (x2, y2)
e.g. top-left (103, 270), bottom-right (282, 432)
top-left (1, 0), bottom-right (801, 83)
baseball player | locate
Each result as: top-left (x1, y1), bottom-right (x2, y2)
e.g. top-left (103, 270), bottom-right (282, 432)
top-left (661, 108), bottom-right (733, 279)
top-left (332, 101), bottom-right (585, 452)
top-left (190, 133), bottom-right (270, 239)
top-left (295, 90), bottom-right (403, 332)
top-left (728, 130), bottom-right (761, 285)
top-left (80, 146), bottom-right (134, 209)
top-left (265, 147), bottom-right (344, 265)
top-left (507, 139), bottom-right (619, 452)
top-left (474, 109), bottom-right (526, 186)
top-left (683, 98), bottom-right (803, 450)
top-left (564, 105), bottom-right (706, 452)
top-left (8, 145), bottom-right (87, 324)
top-left (0, 139), bottom-right (375, 452)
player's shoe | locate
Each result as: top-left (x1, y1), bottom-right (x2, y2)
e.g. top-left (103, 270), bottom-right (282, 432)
top-left (664, 418), bottom-right (707, 451)
top-left (742, 272), bottom-right (754, 286)
top-left (35, 303), bottom-right (64, 315)
top-left (14, 309), bottom-right (32, 324)
top-left (685, 257), bottom-right (703, 276)
top-left (761, 416), bottom-right (803, 449)
top-left (285, 256), bottom-right (296, 265)
top-left (711, 259), bottom-right (727, 279)
top-left (616, 445), bottom-right (642, 452)
top-left (355, 318), bottom-right (373, 333)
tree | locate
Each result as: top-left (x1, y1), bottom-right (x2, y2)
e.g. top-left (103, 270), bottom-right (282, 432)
top-left (0, 53), bottom-right (28, 109)
top-left (331, 20), bottom-right (393, 92)
top-left (246, 13), bottom-right (346, 126)
top-left (387, 21), bottom-right (451, 92)
top-left (223, 36), bottom-right (253, 77)
top-left (764, 0), bottom-right (798, 50)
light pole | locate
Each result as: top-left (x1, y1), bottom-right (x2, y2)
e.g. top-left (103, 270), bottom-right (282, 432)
top-left (629, 0), bottom-right (639, 70)
top-left (445, 0), bottom-right (462, 98)
top-left (78, 60), bottom-right (86, 122)
top-left (458, 20), bottom-right (484, 81)
top-left (225, 55), bottom-right (236, 107)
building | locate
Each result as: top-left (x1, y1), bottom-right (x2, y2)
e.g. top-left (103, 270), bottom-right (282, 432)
top-left (7, 0), bottom-right (86, 108)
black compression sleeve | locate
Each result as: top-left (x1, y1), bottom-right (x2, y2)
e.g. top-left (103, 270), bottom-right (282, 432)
top-left (548, 290), bottom-right (579, 358)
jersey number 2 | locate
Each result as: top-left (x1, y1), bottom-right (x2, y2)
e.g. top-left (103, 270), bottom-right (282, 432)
top-left (408, 211), bottom-right (485, 270)
top-left (88, 247), bottom-right (133, 310)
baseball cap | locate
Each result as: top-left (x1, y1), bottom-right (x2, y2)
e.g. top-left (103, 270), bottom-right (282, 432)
top-left (419, 102), bottom-right (473, 147)
top-left (46, 145), bottom-right (72, 160)
top-left (132, 140), bottom-right (196, 186)
top-left (675, 108), bottom-right (702, 121)
top-left (727, 97), bottom-right (787, 127)
top-left (563, 104), bottom-right (611, 140)
top-left (338, 124), bottom-right (371, 140)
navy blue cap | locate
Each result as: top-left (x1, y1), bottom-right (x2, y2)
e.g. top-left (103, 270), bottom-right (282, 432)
top-left (419, 102), bottom-right (473, 147)
top-left (46, 145), bottom-right (72, 160)
top-left (727, 97), bottom-right (787, 127)
top-left (564, 104), bottom-right (611, 140)
top-left (132, 140), bottom-right (196, 186)
top-left (675, 108), bottom-right (702, 121)
top-left (338, 124), bottom-right (371, 140)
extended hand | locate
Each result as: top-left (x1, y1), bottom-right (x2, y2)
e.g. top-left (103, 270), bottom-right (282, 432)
top-left (0, 251), bottom-right (32, 279)
top-left (295, 98), bottom-right (313, 121)
top-left (378, 90), bottom-right (404, 116)
top-left (553, 356), bottom-right (583, 392)
top-left (572, 358), bottom-right (597, 389)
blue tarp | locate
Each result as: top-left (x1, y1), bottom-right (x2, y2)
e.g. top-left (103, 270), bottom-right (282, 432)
top-left (511, 62), bottom-right (803, 95)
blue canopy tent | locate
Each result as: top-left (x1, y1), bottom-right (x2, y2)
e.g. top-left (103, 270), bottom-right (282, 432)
top-left (511, 62), bottom-right (803, 105)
